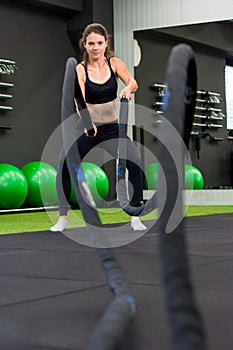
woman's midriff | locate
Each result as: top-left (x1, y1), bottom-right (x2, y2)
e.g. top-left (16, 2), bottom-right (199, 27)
top-left (87, 100), bottom-right (118, 123)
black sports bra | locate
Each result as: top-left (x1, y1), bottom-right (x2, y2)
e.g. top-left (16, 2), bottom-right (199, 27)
top-left (82, 58), bottom-right (118, 104)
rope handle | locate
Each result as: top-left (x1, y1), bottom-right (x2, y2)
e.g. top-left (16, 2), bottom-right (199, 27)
top-left (120, 95), bottom-right (128, 102)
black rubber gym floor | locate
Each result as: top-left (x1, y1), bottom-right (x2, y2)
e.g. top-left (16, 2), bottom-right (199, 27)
top-left (0, 213), bottom-right (232, 350)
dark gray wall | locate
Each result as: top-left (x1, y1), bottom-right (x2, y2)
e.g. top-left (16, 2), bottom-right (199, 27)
top-left (0, 0), bottom-right (114, 170)
top-left (0, 0), bottom-right (116, 201)
top-left (67, 0), bottom-right (114, 58)
top-left (0, 1), bottom-right (75, 167)
top-left (134, 23), bottom-right (233, 188)
top-left (157, 20), bottom-right (233, 57)
top-left (14, 0), bottom-right (83, 13)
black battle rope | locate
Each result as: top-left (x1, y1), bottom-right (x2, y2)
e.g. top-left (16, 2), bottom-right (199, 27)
top-left (117, 98), bottom-right (157, 216)
top-left (60, 57), bottom-right (136, 350)
top-left (157, 44), bottom-right (207, 350)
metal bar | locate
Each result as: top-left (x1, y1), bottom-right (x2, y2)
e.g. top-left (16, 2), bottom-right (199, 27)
top-left (193, 122), bottom-right (206, 127)
top-left (210, 115), bottom-right (223, 120)
top-left (151, 83), bottom-right (166, 88)
top-left (0, 94), bottom-right (12, 99)
top-left (194, 114), bottom-right (206, 119)
top-left (0, 106), bottom-right (13, 110)
top-left (208, 107), bottom-right (222, 112)
top-left (195, 106), bottom-right (206, 111)
top-left (0, 82), bottom-right (14, 88)
top-left (0, 58), bottom-right (16, 64)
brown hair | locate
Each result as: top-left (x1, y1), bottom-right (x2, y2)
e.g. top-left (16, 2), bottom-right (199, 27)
top-left (79, 23), bottom-right (114, 66)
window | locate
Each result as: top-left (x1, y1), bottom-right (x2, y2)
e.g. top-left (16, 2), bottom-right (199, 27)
top-left (225, 63), bottom-right (233, 130)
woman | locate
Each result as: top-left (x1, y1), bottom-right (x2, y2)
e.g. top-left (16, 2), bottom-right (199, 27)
top-left (50, 23), bottom-right (146, 232)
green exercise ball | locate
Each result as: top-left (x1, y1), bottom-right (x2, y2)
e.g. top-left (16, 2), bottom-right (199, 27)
top-left (185, 164), bottom-right (204, 189)
top-left (144, 163), bottom-right (159, 190)
top-left (21, 161), bottom-right (57, 207)
top-left (0, 164), bottom-right (28, 209)
top-left (69, 162), bottom-right (109, 207)
top-left (144, 163), bottom-right (204, 190)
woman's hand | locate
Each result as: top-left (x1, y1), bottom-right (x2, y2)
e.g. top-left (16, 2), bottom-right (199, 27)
top-left (74, 98), bottom-right (97, 137)
top-left (84, 123), bottom-right (97, 137)
top-left (119, 88), bottom-right (132, 101)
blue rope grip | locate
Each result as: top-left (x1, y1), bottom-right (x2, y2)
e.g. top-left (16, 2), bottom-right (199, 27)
top-left (117, 162), bottom-right (122, 177)
top-left (122, 294), bottom-right (136, 317)
top-left (71, 163), bottom-right (85, 181)
top-left (71, 163), bottom-right (96, 208)
top-left (162, 87), bottom-right (170, 112)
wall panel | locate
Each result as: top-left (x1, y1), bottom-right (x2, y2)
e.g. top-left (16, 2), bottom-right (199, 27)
top-left (113, 0), bottom-right (233, 187)
top-left (114, 0), bottom-right (233, 76)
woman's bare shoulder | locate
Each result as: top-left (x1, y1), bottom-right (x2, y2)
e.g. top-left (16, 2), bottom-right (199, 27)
top-left (76, 62), bottom-right (85, 72)
top-left (110, 57), bottom-right (123, 66)
top-left (76, 62), bottom-right (86, 80)
top-left (109, 57), bottom-right (126, 74)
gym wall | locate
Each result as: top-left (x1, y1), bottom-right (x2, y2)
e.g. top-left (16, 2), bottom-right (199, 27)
top-left (0, 0), bottom-right (114, 171)
top-left (0, 0), bottom-right (116, 201)
top-left (134, 21), bottom-right (233, 188)
top-left (113, 0), bottom-right (233, 190)
top-left (0, 0), bottom-right (75, 167)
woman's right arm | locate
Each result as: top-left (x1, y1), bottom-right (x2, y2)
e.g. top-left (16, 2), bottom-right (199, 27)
top-left (75, 64), bottom-right (97, 137)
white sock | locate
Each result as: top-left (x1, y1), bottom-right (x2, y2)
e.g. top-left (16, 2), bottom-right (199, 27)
top-left (50, 217), bottom-right (68, 232)
top-left (131, 216), bottom-right (147, 231)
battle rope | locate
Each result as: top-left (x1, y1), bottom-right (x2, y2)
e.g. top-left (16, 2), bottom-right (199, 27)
top-left (157, 43), bottom-right (207, 350)
top-left (60, 57), bottom-right (136, 350)
top-left (117, 97), bottom-right (157, 216)
top-left (60, 45), bottom-right (207, 349)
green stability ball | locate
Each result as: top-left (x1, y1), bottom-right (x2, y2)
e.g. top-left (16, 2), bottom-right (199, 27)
top-left (21, 161), bottom-right (57, 207)
top-left (185, 164), bottom-right (204, 189)
top-left (0, 164), bottom-right (28, 209)
top-left (144, 163), bottom-right (159, 190)
top-left (69, 162), bottom-right (109, 207)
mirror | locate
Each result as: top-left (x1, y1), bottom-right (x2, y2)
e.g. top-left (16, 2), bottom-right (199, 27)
top-left (134, 20), bottom-right (233, 189)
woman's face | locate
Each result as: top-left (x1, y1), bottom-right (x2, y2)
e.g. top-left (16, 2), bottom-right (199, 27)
top-left (84, 32), bottom-right (108, 60)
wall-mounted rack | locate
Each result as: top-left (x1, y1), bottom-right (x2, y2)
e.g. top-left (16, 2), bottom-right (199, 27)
top-left (0, 58), bottom-right (16, 75)
top-left (0, 58), bottom-right (16, 119)
top-left (151, 83), bottom-right (225, 132)
top-left (193, 122), bottom-right (223, 128)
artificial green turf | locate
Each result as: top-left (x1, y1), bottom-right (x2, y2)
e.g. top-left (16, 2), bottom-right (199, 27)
top-left (0, 208), bottom-right (132, 235)
top-left (0, 206), bottom-right (233, 235)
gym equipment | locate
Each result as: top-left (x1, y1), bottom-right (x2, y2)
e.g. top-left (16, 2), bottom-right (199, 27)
top-left (21, 161), bottom-right (57, 207)
top-left (60, 57), bottom-right (136, 350)
top-left (143, 162), bottom-right (204, 190)
top-left (69, 162), bottom-right (109, 207)
top-left (157, 43), bottom-right (207, 350)
top-left (117, 97), bottom-right (157, 216)
top-left (60, 41), bottom-right (207, 350)
top-left (144, 162), bottom-right (159, 189)
top-left (0, 58), bottom-right (16, 75)
top-left (0, 164), bottom-right (28, 209)
top-left (185, 164), bottom-right (204, 189)
top-left (192, 131), bottom-right (223, 159)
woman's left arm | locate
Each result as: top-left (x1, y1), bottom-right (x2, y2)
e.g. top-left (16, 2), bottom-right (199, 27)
top-left (113, 58), bottom-right (138, 100)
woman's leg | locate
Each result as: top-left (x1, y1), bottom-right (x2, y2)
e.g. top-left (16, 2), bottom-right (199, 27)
top-left (98, 125), bottom-right (146, 231)
top-left (126, 138), bottom-right (146, 230)
top-left (51, 119), bottom-right (88, 232)
top-left (50, 147), bottom-right (70, 231)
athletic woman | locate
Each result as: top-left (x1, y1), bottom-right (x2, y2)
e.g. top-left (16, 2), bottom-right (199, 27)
top-left (50, 23), bottom-right (146, 232)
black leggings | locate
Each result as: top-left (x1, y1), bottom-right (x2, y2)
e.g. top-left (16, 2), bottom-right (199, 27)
top-left (56, 120), bottom-right (143, 216)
